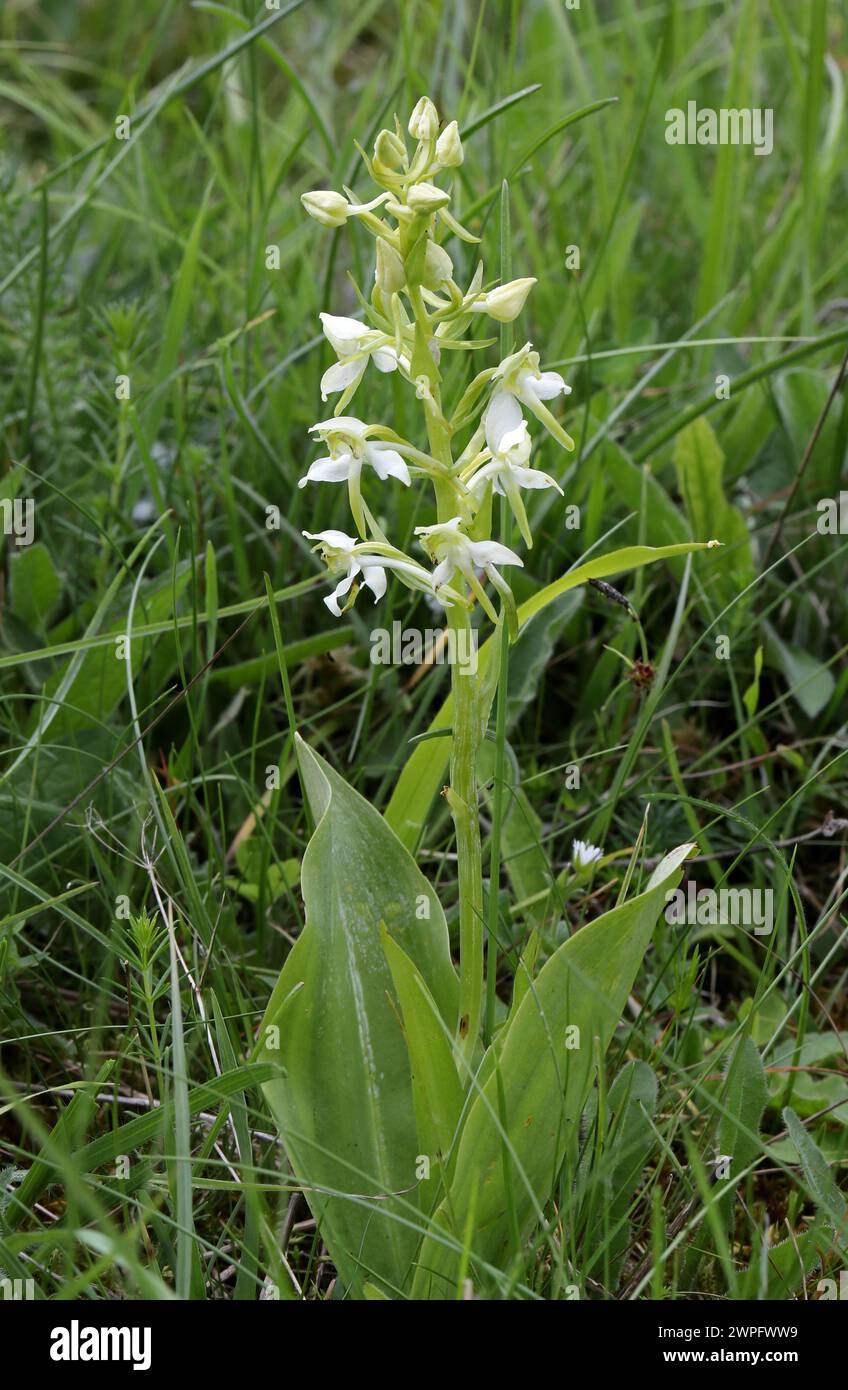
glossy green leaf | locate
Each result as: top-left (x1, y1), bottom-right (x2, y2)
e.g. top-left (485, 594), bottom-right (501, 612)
top-left (380, 925), bottom-right (464, 1209)
top-left (412, 843), bottom-right (694, 1297)
top-left (775, 370), bottom-right (841, 492)
top-left (261, 736), bottom-right (459, 1296)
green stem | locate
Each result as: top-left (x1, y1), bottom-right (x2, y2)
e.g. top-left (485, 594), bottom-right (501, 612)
top-left (485, 508), bottom-right (510, 1046)
top-left (485, 180), bottom-right (514, 1045)
top-left (409, 277), bottom-right (485, 1067)
top-left (432, 459), bottom-right (484, 1067)
top-left (445, 599), bottom-right (484, 1065)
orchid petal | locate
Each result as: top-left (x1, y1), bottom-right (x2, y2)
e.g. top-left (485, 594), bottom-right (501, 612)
top-left (304, 528), bottom-right (356, 549)
top-left (502, 472), bottom-right (533, 549)
top-left (510, 465), bottom-right (563, 492)
top-left (484, 562), bottom-right (520, 640)
top-left (497, 423), bottom-right (531, 456)
top-left (324, 568), bottom-right (358, 617)
top-left (521, 391), bottom-right (575, 451)
top-left (320, 357), bottom-right (365, 400)
top-left (367, 444), bottom-right (410, 485)
top-left (431, 558), bottom-right (455, 591)
top-left (525, 370), bottom-right (570, 402)
top-left (467, 538), bottom-right (524, 568)
top-left (319, 313), bottom-right (365, 353)
top-left (483, 389), bottom-right (522, 448)
top-left (371, 346), bottom-right (400, 374)
top-left (310, 415), bottom-right (367, 437)
top-left (298, 455), bottom-right (352, 487)
top-left (346, 457), bottom-right (366, 538)
top-left (361, 565), bottom-right (387, 602)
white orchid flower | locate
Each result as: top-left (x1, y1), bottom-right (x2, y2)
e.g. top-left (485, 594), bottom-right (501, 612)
top-left (302, 417), bottom-right (410, 487)
top-left (304, 529), bottom-right (465, 618)
top-left (303, 529), bottom-right (387, 616)
top-left (318, 313), bottom-right (408, 410)
top-left (466, 419), bottom-right (563, 548)
top-left (571, 839), bottom-right (603, 871)
top-left (415, 516), bottom-right (522, 630)
top-left (484, 342), bottom-right (574, 451)
top-left (300, 415), bottom-right (410, 536)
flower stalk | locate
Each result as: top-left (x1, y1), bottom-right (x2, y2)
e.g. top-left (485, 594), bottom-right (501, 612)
top-left (411, 295), bottom-right (486, 1066)
top-left (298, 94), bottom-right (575, 1067)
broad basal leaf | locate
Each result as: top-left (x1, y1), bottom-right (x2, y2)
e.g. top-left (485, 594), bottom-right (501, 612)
top-left (412, 844), bottom-right (694, 1298)
top-left (380, 926), bottom-right (464, 1212)
top-left (260, 736), bottom-right (458, 1297)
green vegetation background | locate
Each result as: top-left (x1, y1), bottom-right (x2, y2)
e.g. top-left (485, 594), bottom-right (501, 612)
top-left (1, 0), bottom-right (847, 1300)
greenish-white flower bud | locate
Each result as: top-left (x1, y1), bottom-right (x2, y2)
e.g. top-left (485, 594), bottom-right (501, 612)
top-left (471, 277), bottom-right (537, 323)
top-left (423, 240), bottom-right (453, 288)
top-left (374, 128), bottom-right (406, 171)
top-left (301, 190), bottom-right (350, 228)
top-left (375, 239), bottom-right (406, 294)
top-left (435, 120), bottom-right (463, 168)
top-left (407, 181), bottom-right (450, 214)
top-left (408, 96), bottom-right (439, 142)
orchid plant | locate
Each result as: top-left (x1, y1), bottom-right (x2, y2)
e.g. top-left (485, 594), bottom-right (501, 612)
top-left (260, 95), bottom-right (715, 1300)
top-left (298, 94), bottom-right (575, 1066)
